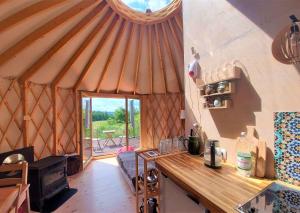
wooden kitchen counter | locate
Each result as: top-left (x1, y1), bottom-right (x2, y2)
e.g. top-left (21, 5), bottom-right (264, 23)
top-left (155, 153), bottom-right (272, 213)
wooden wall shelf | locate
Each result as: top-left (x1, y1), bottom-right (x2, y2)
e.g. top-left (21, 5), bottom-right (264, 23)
top-left (135, 149), bottom-right (187, 213)
top-left (196, 66), bottom-right (241, 88)
top-left (197, 66), bottom-right (241, 110)
top-left (135, 149), bottom-right (160, 213)
top-left (207, 100), bottom-right (231, 110)
top-left (201, 81), bottom-right (235, 97)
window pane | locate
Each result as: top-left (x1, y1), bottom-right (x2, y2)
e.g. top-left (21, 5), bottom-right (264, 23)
top-left (121, 0), bottom-right (173, 13)
top-left (91, 98), bottom-right (126, 156)
top-left (128, 99), bottom-right (140, 150)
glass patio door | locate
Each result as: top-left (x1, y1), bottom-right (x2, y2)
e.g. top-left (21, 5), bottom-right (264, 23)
top-left (127, 98), bottom-right (141, 150)
top-left (81, 97), bottom-right (92, 166)
top-left (91, 97), bottom-right (126, 156)
top-left (81, 95), bottom-right (141, 157)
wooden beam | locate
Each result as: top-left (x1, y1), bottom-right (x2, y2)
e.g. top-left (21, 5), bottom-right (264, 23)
top-left (21, 81), bottom-right (29, 147)
top-left (125, 97), bottom-right (128, 151)
top-left (174, 15), bottom-right (183, 32)
top-left (81, 90), bottom-right (140, 99)
top-left (0, 0), bottom-right (67, 33)
top-left (52, 7), bottom-right (112, 87)
top-left (96, 18), bottom-right (126, 92)
top-left (167, 19), bottom-right (183, 54)
top-left (78, 92), bottom-right (83, 170)
top-left (73, 15), bottom-right (119, 90)
top-left (147, 26), bottom-right (153, 94)
top-left (154, 24), bottom-right (167, 94)
top-left (133, 25), bottom-right (143, 95)
top-left (89, 98), bottom-right (93, 154)
top-left (51, 86), bottom-right (58, 155)
top-left (19, 2), bottom-right (106, 83)
top-left (161, 23), bottom-right (182, 92)
top-left (75, 91), bottom-right (80, 154)
top-left (0, 0), bottom-right (98, 67)
top-left (116, 23), bottom-right (135, 93)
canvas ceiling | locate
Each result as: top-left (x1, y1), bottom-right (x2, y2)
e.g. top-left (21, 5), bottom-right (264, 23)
top-left (0, 0), bottom-right (183, 94)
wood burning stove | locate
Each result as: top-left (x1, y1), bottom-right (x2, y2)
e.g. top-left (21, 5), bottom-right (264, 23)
top-left (0, 148), bottom-right (70, 212)
top-left (29, 156), bottom-right (69, 211)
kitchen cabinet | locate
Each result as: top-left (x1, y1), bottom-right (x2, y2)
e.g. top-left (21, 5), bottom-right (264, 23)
top-left (160, 173), bottom-right (205, 213)
top-left (156, 153), bottom-right (271, 212)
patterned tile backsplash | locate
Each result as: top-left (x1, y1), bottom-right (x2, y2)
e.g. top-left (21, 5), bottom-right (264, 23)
top-left (274, 112), bottom-right (300, 186)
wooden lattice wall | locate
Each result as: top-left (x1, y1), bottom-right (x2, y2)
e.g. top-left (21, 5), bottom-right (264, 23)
top-left (0, 77), bottom-right (183, 158)
top-left (0, 78), bottom-right (23, 153)
top-left (0, 78), bottom-right (77, 159)
top-left (142, 93), bottom-right (184, 148)
top-left (27, 82), bottom-right (54, 159)
top-left (56, 88), bottom-right (76, 155)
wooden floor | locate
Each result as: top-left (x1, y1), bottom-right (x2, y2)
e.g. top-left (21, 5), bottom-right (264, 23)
top-left (56, 157), bottom-right (136, 213)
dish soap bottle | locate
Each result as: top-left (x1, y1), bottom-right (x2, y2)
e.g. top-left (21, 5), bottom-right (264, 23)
top-left (236, 132), bottom-right (252, 177)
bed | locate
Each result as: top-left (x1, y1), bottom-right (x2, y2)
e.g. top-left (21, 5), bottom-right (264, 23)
top-left (116, 151), bottom-right (155, 193)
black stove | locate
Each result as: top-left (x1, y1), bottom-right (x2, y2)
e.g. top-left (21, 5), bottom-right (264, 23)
top-left (236, 182), bottom-right (300, 213)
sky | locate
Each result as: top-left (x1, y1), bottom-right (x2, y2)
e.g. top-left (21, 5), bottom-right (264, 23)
top-left (121, 0), bottom-right (172, 12)
top-left (82, 98), bottom-right (140, 112)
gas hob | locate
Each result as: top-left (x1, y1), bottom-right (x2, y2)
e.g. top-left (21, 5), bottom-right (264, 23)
top-left (236, 182), bottom-right (300, 213)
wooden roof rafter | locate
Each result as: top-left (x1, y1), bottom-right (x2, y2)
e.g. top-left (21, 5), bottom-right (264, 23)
top-left (166, 19), bottom-right (183, 54)
top-left (116, 23), bottom-right (135, 93)
top-left (96, 18), bottom-right (127, 92)
top-left (174, 14), bottom-right (183, 32)
top-left (154, 24), bottom-right (167, 94)
top-left (0, 0), bottom-right (99, 67)
top-left (51, 6), bottom-right (113, 88)
top-left (18, 1), bottom-right (106, 83)
top-left (161, 23), bottom-right (182, 92)
top-left (0, 0), bottom-right (183, 95)
top-left (147, 25), bottom-right (153, 94)
top-left (0, 0), bottom-right (67, 33)
top-left (73, 14), bottom-right (119, 90)
top-left (133, 25), bottom-right (143, 95)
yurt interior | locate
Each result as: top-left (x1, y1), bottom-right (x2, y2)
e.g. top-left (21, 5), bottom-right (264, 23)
top-left (0, 0), bottom-right (299, 213)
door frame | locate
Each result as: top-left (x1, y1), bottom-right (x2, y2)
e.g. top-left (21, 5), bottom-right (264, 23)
top-left (80, 91), bottom-right (142, 160)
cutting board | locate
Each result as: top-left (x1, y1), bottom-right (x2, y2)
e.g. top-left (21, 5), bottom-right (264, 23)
top-left (256, 140), bottom-right (266, 178)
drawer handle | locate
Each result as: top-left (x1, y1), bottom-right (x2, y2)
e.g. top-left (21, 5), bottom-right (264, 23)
top-left (186, 193), bottom-right (199, 205)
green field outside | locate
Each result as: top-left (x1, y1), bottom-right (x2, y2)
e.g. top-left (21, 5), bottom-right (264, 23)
top-left (84, 113), bottom-right (140, 139)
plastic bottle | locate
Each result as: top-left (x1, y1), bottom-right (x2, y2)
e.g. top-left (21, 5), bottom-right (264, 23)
top-left (236, 132), bottom-right (252, 177)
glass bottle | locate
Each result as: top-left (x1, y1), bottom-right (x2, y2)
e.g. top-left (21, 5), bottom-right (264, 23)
top-left (236, 132), bottom-right (252, 177)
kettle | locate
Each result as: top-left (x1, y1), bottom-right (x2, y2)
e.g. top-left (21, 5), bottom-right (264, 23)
top-left (179, 136), bottom-right (201, 155)
top-left (204, 140), bottom-right (222, 168)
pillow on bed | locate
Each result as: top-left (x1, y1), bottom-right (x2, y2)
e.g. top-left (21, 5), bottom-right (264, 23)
top-left (117, 146), bottom-right (135, 155)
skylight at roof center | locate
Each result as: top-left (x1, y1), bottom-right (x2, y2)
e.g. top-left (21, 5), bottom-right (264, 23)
top-left (121, 0), bottom-right (173, 13)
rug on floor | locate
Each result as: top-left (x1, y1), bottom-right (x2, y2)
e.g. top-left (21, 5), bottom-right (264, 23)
top-left (36, 188), bottom-right (77, 213)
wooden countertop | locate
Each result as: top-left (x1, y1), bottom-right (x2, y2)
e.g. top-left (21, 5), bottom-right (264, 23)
top-left (155, 153), bottom-right (272, 213)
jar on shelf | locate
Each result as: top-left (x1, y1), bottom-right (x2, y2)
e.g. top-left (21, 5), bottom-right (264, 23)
top-left (217, 81), bottom-right (229, 93)
top-left (205, 84), bottom-right (214, 95)
top-left (213, 97), bottom-right (222, 107)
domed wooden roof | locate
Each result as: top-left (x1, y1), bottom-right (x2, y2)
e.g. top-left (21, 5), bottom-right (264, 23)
top-left (0, 0), bottom-right (183, 94)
